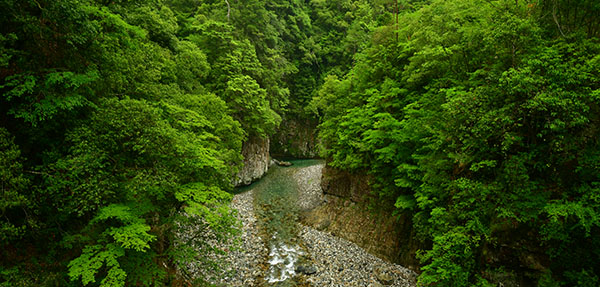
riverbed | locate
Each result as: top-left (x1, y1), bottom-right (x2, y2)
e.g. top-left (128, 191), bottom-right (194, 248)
top-left (204, 160), bottom-right (416, 286)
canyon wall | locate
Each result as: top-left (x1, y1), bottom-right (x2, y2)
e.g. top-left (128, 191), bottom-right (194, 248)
top-left (234, 136), bottom-right (270, 186)
top-left (302, 165), bottom-right (424, 270)
top-left (270, 117), bottom-right (320, 159)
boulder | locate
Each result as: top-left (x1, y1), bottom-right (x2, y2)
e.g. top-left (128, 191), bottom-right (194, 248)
top-left (375, 267), bottom-right (394, 285)
top-left (295, 265), bottom-right (317, 275)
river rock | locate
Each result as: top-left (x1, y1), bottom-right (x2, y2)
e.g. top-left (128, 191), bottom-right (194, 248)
top-left (295, 264), bottom-right (317, 275)
top-left (300, 225), bottom-right (416, 287)
top-left (189, 160), bottom-right (416, 287)
top-left (279, 160), bottom-right (293, 167)
top-left (375, 267), bottom-right (395, 285)
top-left (272, 159), bottom-right (293, 167)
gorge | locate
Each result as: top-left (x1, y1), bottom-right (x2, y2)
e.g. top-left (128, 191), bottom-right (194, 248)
top-left (1, 0), bottom-right (599, 286)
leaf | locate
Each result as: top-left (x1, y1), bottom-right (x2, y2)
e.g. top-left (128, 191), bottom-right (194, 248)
top-left (68, 244), bottom-right (126, 286)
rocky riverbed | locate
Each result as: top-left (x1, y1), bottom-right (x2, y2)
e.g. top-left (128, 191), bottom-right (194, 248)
top-left (217, 190), bottom-right (267, 286)
top-left (192, 160), bottom-right (416, 286)
top-left (299, 226), bottom-right (416, 287)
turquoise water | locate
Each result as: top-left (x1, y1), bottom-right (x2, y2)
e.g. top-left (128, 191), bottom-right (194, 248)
top-left (236, 159), bottom-right (323, 286)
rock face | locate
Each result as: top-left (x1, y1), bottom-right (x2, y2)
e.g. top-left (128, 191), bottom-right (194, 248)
top-left (303, 164), bottom-right (424, 271)
top-left (320, 165), bottom-right (372, 203)
top-left (270, 117), bottom-right (320, 159)
top-left (234, 136), bottom-right (270, 186)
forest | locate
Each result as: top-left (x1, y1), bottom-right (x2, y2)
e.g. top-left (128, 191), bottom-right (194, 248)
top-left (1, 0), bottom-right (599, 286)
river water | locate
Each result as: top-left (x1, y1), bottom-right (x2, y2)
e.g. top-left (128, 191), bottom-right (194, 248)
top-left (237, 159), bottom-right (323, 286)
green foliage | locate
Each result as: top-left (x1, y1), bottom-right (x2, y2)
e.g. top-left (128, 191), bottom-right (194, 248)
top-left (1, 70), bottom-right (98, 126)
top-left (0, 0), bottom-right (268, 284)
top-left (92, 204), bottom-right (156, 252)
top-left (68, 244), bottom-right (127, 287)
top-left (224, 75), bottom-right (281, 137)
top-left (3, 0), bottom-right (599, 285)
top-left (0, 128), bottom-right (30, 241)
top-left (314, 0), bottom-right (600, 285)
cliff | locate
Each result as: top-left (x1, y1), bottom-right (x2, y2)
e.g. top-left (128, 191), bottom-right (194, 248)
top-left (234, 136), bottom-right (270, 186)
top-left (270, 117), bottom-right (320, 159)
top-left (302, 164), bottom-right (424, 270)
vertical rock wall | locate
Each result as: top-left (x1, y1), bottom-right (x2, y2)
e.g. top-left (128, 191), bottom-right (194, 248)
top-left (234, 136), bottom-right (270, 186)
top-left (302, 164), bottom-right (424, 270)
top-left (270, 117), bottom-right (320, 159)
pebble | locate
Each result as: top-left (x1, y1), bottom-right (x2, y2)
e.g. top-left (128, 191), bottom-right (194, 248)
top-left (299, 225), bottom-right (416, 286)
top-left (182, 161), bottom-right (417, 286)
top-left (214, 190), bottom-right (267, 286)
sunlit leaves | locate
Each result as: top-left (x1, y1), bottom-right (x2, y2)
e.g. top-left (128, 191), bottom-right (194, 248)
top-left (224, 75), bottom-right (281, 137)
top-left (314, 0), bottom-right (600, 285)
top-left (92, 204), bottom-right (156, 252)
top-left (68, 244), bottom-right (126, 287)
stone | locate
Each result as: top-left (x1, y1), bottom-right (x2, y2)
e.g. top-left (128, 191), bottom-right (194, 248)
top-left (316, 219), bottom-right (331, 231)
top-left (234, 136), bottom-right (270, 186)
top-left (272, 158), bottom-right (293, 167)
top-left (189, 159), bottom-right (417, 287)
top-left (270, 117), bottom-right (320, 159)
top-left (278, 160), bottom-right (293, 166)
top-left (296, 265), bottom-right (318, 275)
top-left (375, 268), bottom-right (394, 285)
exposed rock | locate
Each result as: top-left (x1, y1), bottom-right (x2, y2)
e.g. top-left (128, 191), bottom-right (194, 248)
top-left (272, 158), bottom-right (293, 167)
top-left (271, 117), bottom-right (321, 159)
top-left (234, 136), bottom-right (270, 186)
top-left (292, 162), bottom-right (325, 211)
top-left (295, 264), bottom-right (317, 275)
top-left (303, 164), bottom-right (425, 270)
top-left (375, 267), bottom-right (395, 285)
top-left (320, 164), bottom-right (372, 203)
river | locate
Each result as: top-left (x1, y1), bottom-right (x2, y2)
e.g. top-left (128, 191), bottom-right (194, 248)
top-left (190, 159), bottom-right (415, 286)
top-left (237, 159), bottom-right (323, 286)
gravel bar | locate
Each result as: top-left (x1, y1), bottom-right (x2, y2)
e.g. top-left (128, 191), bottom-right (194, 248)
top-left (212, 190), bottom-right (267, 287)
top-left (202, 162), bottom-right (417, 286)
top-left (299, 225), bottom-right (416, 287)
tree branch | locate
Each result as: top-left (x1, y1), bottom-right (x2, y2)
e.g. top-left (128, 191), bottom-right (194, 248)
top-left (552, 0), bottom-right (566, 37)
top-left (225, 0), bottom-right (231, 21)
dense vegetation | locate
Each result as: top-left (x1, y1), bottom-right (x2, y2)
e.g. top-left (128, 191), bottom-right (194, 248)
top-left (0, 0), bottom-right (276, 285)
top-left (0, 0), bottom-right (386, 285)
top-left (312, 0), bottom-right (600, 285)
top-left (1, 0), bottom-right (599, 286)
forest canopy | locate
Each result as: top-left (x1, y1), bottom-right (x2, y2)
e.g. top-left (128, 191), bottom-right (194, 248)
top-left (2, 0), bottom-right (600, 286)
top-left (312, 0), bottom-right (600, 285)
